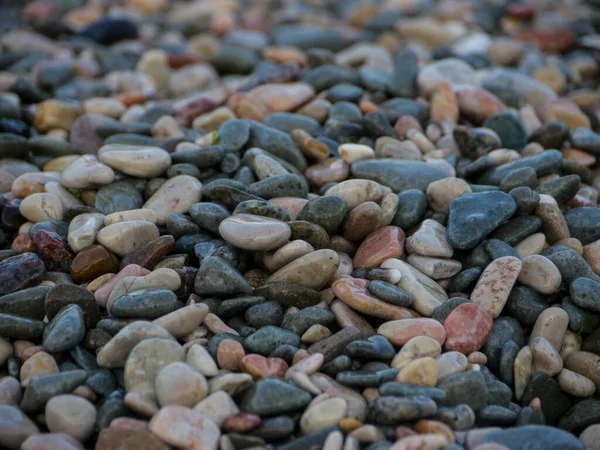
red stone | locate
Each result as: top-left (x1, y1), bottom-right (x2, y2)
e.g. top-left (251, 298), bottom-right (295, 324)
top-left (22, 1), bottom-right (59, 22)
top-left (175, 96), bottom-right (222, 127)
top-left (167, 53), bottom-right (205, 69)
top-left (396, 425), bottom-right (417, 440)
top-left (11, 234), bottom-right (36, 253)
top-left (222, 413), bottom-right (261, 433)
top-left (567, 194), bottom-right (596, 208)
top-left (507, 4), bottom-right (536, 20)
top-left (32, 230), bottom-right (74, 273)
top-left (394, 115), bottom-right (423, 140)
top-left (443, 303), bottom-right (493, 355)
top-left (353, 226), bottom-right (405, 269)
top-left (239, 354), bottom-right (288, 379)
top-left (516, 28), bottom-right (575, 53)
top-left (454, 86), bottom-right (506, 124)
top-left (120, 235), bottom-right (175, 270)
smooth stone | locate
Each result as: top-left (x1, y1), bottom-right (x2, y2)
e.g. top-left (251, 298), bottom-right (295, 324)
top-left (392, 190), bottom-right (428, 230)
top-left (241, 378), bottom-right (312, 416)
top-left (0, 314), bottom-right (45, 340)
top-left (143, 175), bottom-right (202, 225)
top-left (43, 305), bottom-right (85, 353)
top-left (482, 425), bottom-right (583, 450)
top-left (483, 113), bottom-right (528, 151)
top-left (0, 253), bottom-right (45, 296)
top-left (0, 286), bottom-right (50, 320)
top-left (120, 235), bottom-right (175, 270)
top-left (308, 327), bottom-right (365, 363)
top-left (370, 396), bottom-right (437, 425)
top-left (470, 256), bottom-right (522, 318)
top-left (194, 256), bottom-right (253, 297)
top-left (124, 338), bottom-right (185, 393)
top-left (267, 249), bottom-right (340, 290)
top-left (296, 195), bottom-right (347, 235)
top-left (565, 351), bottom-right (600, 390)
top-left (107, 268), bottom-right (181, 308)
top-left (406, 219), bottom-right (454, 258)
top-left (149, 405), bottom-right (220, 450)
top-left (521, 371), bottom-right (571, 425)
top-left (444, 303), bottom-right (493, 354)
top-left (95, 181), bottom-right (143, 215)
top-left (378, 318), bottom-right (446, 347)
top-left (490, 215), bottom-right (543, 246)
top-left (477, 150), bottom-right (563, 186)
top-left (60, 155), bottom-right (115, 189)
top-left (244, 301), bottom-right (282, 328)
top-left (438, 371), bottom-right (488, 412)
top-left (19, 193), bottom-right (63, 223)
top-left (333, 278), bottom-right (416, 321)
top-left (254, 282), bottom-right (321, 309)
top-left (97, 145), bottom-right (171, 178)
top-left (505, 287), bottom-right (547, 327)
top-left (518, 255), bottom-right (561, 294)
top-left (219, 214), bottom-right (291, 252)
top-left (67, 213), bottom-right (105, 253)
top-left (110, 289), bottom-right (178, 320)
top-left (45, 284), bottom-right (100, 329)
top-left (155, 362), bottom-right (208, 408)
top-left (45, 394), bottom-right (96, 442)
top-left (97, 221), bottom-right (159, 257)
top-left (244, 326), bottom-right (300, 356)
top-left (367, 281), bottom-right (412, 308)
top-left (96, 428), bottom-right (168, 450)
top-left (351, 160), bottom-right (448, 193)
top-left (381, 259), bottom-right (448, 317)
top-left (300, 397), bottom-right (347, 435)
top-left (20, 370), bottom-right (88, 414)
top-left (353, 226), bottom-right (405, 269)
top-left (483, 317), bottom-right (525, 374)
top-left (0, 404), bottom-right (40, 449)
top-left (448, 191), bottom-right (517, 250)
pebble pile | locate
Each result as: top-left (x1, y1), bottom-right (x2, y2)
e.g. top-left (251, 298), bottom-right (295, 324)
top-left (2, 0), bottom-right (600, 449)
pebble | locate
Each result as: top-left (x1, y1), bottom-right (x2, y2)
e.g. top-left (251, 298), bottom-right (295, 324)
top-left (0, 1), bottom-right (599, 447)
top-left (45, 394), bottom-right (96, 442)
top-left (96, 221), bottom-right (160, 257)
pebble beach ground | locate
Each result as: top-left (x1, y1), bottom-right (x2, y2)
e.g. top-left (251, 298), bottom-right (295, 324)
top-left (2, 0), bottom-right (600, 449)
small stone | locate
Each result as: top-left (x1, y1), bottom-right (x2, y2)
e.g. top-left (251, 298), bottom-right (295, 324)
top-left (353, 226), bottom-right (405, 269)
top-left (45, 394), bottom-right (96, 442)
top-left (300, 397), bottom-right (347, 435)
top-left (143, 176), bottom-right (202, 225)
top-left (0, 404), bottom-right (40, 449)
top-left (155, 362), bottom-right (208, 407)
top-left (96, 221), bottom-right (159, 258)
top-left (149, 405), bottom-right (221, 450)
top-left (444, 303), bottom-right (493, 355)
top-left (406, 219), bottom-right (454, 258)
top-left (470, 256), bottom-right (522, 318)
top-left (219, 214), bottom-right (291, 251)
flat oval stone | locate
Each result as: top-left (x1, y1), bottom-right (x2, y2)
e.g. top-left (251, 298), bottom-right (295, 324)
top-left (448, 191), bottom-right (517, 250)
top-left (517, 255), bottom-right (561, 294)
top-left (98, 145), bottom-right (171, 178)
top-left (19, 193), bottom-right (63, 223)
top-left (470, 256), bottom-right (522, 318)
top-left (406, 219), bottom-right (454, 258)
top-left (267, 249), bottom-right (340, 290)
top-left (107, 268), bottom-right (181, 309)
top-left (60, 155), bottom-right (115, 189)
top-left (69, 244), bottom-right (119, 284)
top-left (444, 303), bottom-right (493, 355)
top-left (381, 258), bottom-right (448, 317)
top-left (253, 282), bottom-right (321, 309)
top-left (324, 179), bottom-right (388, 210)
top-left (95, 181), bottom-right (144, 215)
top-left (333, 278), bottom-right (417, 321)
top-left (378, 318), bottom-right (446, 346)
top-left (353, 226), bottom-right (405, 269)
top-left (219, 214), bottom-right (291, 252)
top-left (0, 286), bottom-right (50, 320)
top-left (351, 160), bottom-right (448, 193)
top-left (110, 288), bottom-right (179, 320)
top-left (143, 175), bottom-right (202, 225)
top-left (96, 221), bottom-right (160, 257)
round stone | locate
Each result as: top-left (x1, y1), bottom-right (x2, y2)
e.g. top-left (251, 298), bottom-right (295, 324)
top-left (219, 214), bottom-right (291, 252)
